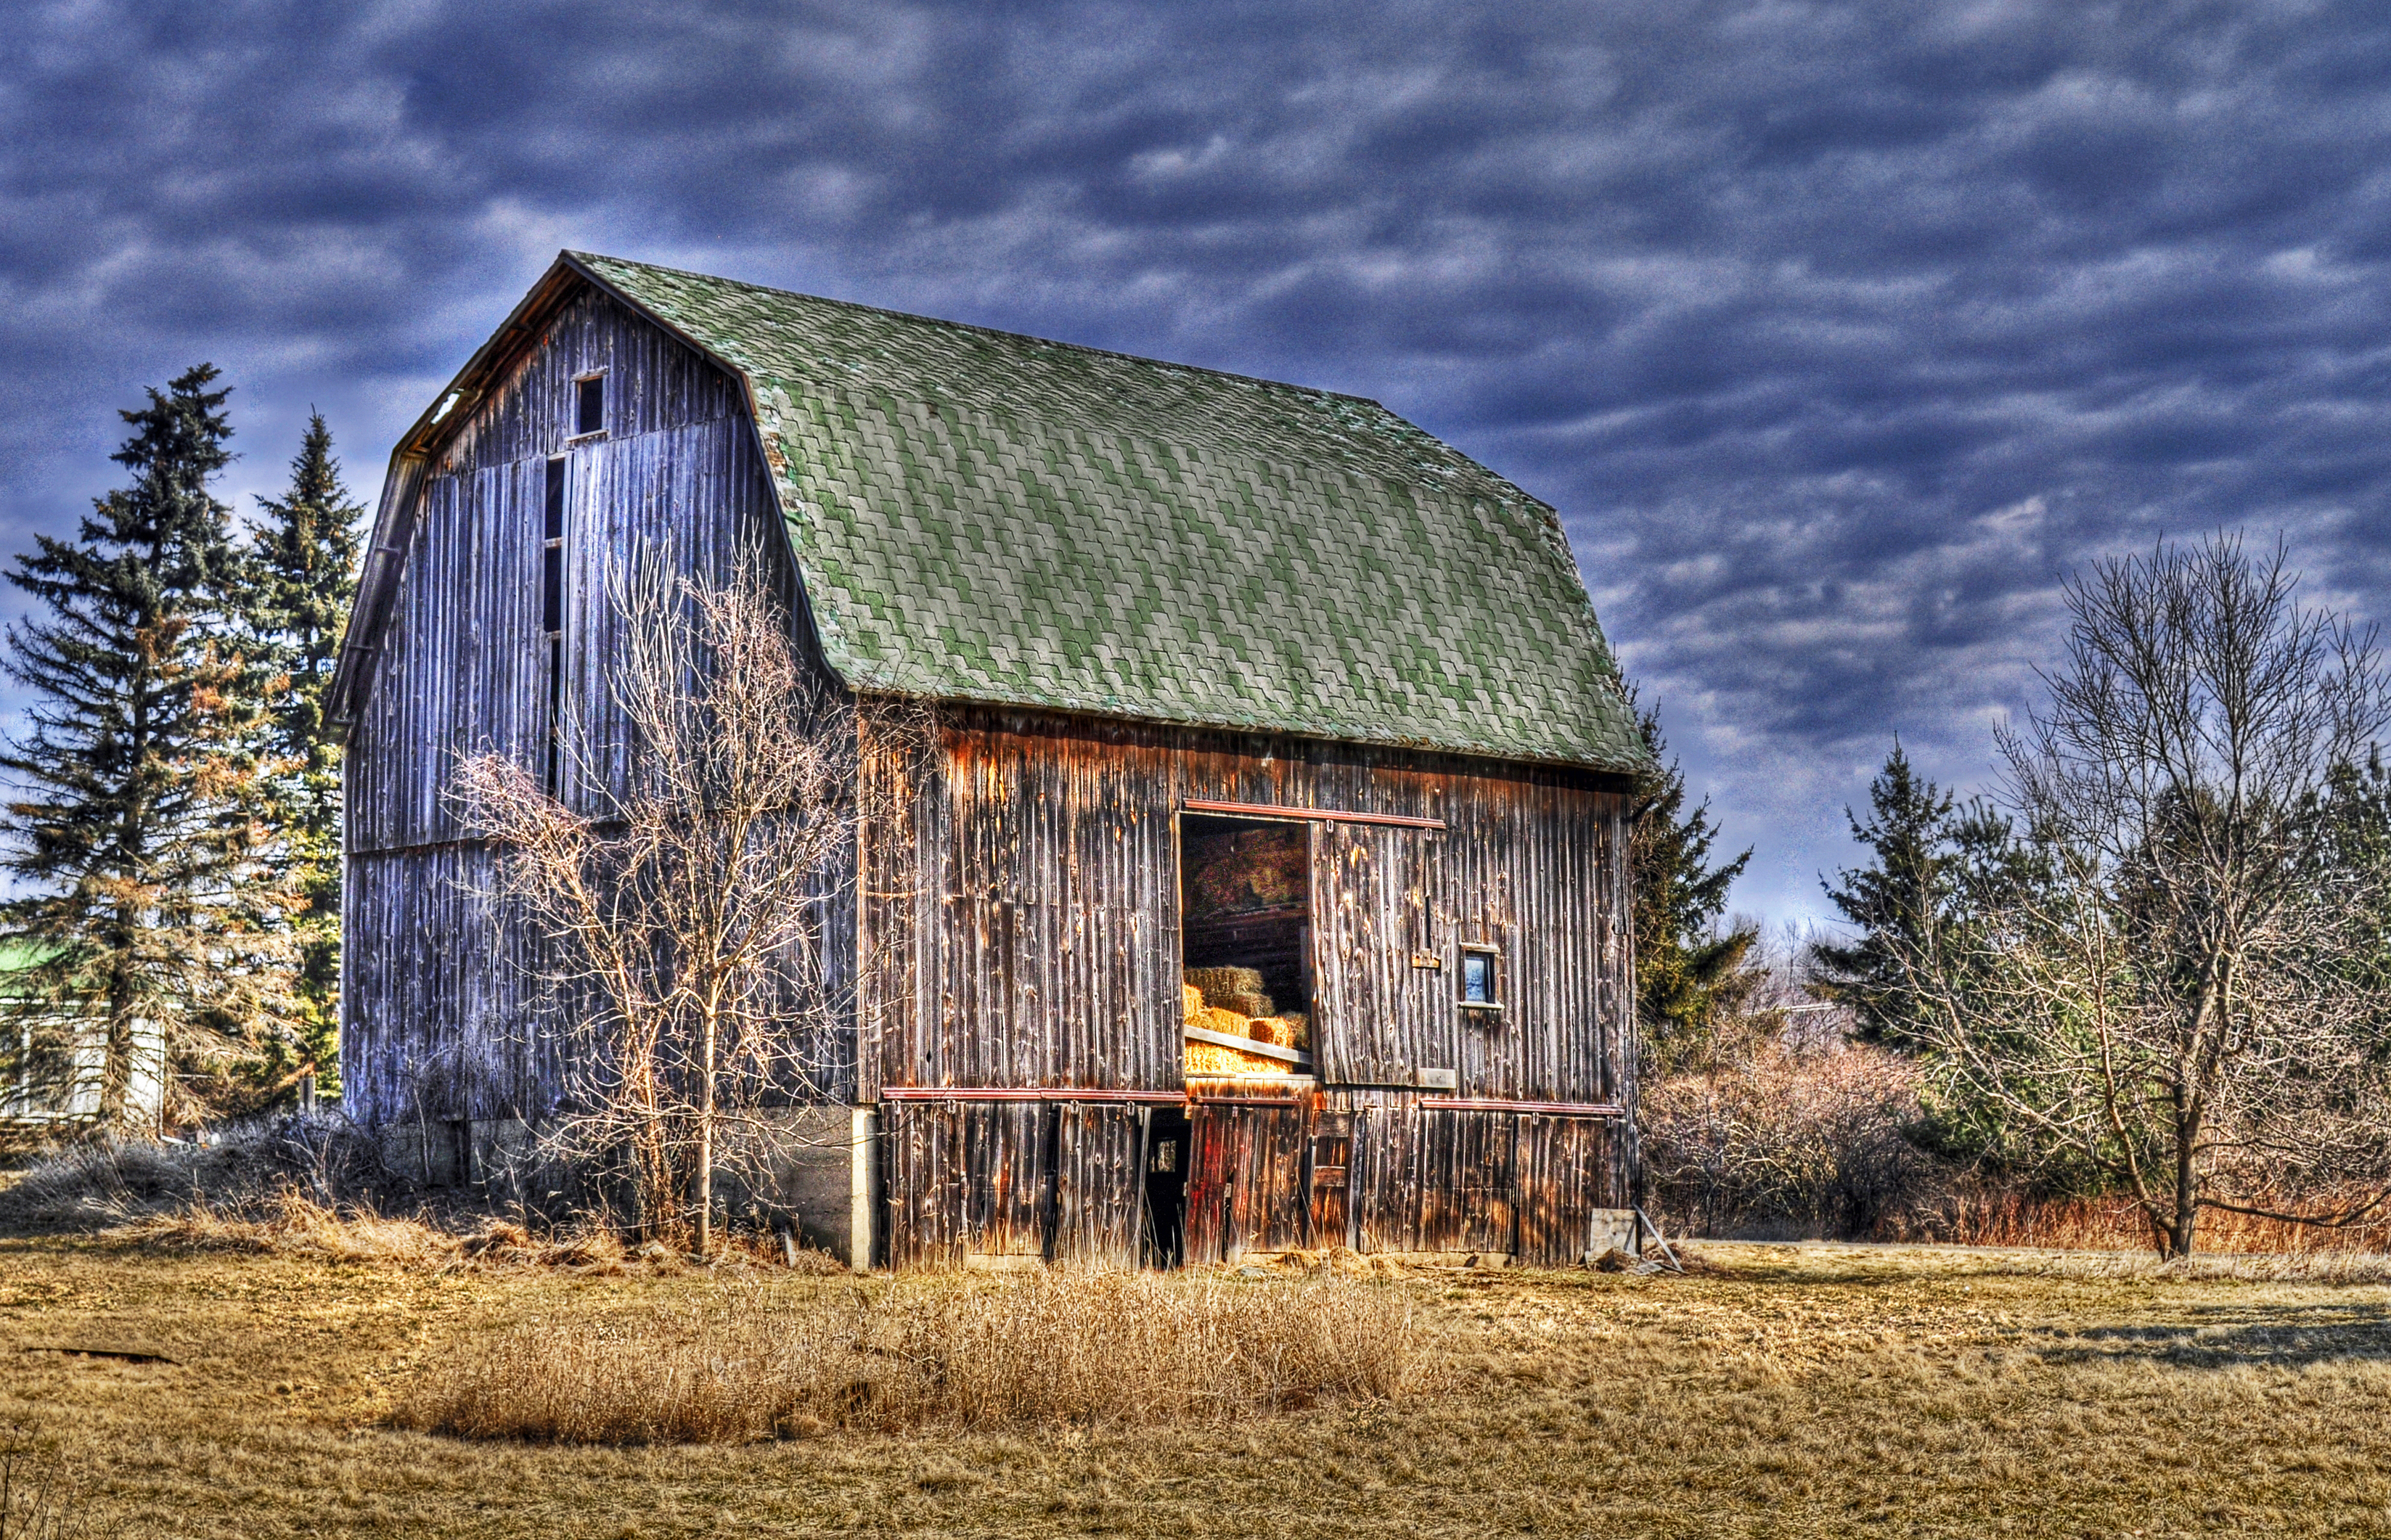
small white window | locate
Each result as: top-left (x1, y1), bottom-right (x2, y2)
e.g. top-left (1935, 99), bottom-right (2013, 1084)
top-left (1460, 946), bottom-right (1500, 1010)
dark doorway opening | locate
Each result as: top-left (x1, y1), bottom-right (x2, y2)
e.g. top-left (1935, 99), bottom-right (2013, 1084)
top-left (1144, 1107), bottom-right (1190, 1266)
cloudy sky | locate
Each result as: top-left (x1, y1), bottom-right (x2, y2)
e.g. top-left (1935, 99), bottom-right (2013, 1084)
top-left (6, 0), bottom-right (2389, 922)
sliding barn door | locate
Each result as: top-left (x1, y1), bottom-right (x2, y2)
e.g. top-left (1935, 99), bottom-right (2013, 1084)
top-left (1310, 822), bottom-right (1454, 1088)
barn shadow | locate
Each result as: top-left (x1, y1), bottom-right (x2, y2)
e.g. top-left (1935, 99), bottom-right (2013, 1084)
top-left (2035, 1301), bottom-right (2391, 1369)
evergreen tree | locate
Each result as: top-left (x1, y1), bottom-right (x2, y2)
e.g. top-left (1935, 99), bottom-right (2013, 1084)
top-left (1811, 742), bottom-right (1956, 1044)
top-left (1627, 689), bottom-right (1757, 1074)
top-left (0, 365), bottom-right (295, 1127)
top-left (245, 411), bottom-right (364, 1095)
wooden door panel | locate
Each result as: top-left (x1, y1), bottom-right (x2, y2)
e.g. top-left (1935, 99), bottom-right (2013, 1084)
top-left (1184, 1103), bottom-right (1309, 1262)
top-left (1050, 1102), bottom-right (1145, 1266)
top-left (1308, 1110), bottom-right (1354, 1248)
top-left (1311, 824), bottom-right (1452, 1087)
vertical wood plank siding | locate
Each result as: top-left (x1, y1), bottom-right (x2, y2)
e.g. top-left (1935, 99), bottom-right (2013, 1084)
top-left (342, 284), bottom-right (852, 1124)
top-left (862, 708), bottom-right (1636, 1265)
top-left (866, 707), bottom-right (1632, 1106)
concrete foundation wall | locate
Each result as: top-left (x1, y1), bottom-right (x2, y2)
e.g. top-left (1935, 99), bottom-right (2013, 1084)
top-left (1590, 1207), bottom-right (1639, 1258)
top-left (376, 1106), bottom-right (879, 1269)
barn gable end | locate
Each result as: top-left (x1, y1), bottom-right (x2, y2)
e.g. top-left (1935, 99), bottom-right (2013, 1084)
top-left (340, 278), bottom-right (857, 1137)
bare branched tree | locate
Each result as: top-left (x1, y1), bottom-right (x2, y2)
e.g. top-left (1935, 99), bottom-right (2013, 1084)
top-left (454, 552), bottom-right (858, 1251)
top-left (1907, 534), bottom-right (2391, 1256)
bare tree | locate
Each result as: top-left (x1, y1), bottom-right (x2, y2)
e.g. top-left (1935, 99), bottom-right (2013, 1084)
top-left (454, 553), bottom-right (859, 1252)
top-left (1907, 534), bottom-right (2391, 1257)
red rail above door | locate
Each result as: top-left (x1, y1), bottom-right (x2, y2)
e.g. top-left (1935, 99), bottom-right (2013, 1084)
top-left (1181, 798), bottom-right (1447, 832)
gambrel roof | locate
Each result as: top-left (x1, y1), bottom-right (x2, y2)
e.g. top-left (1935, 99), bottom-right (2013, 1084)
top-left (335, 252), bottom-right (1646, 774)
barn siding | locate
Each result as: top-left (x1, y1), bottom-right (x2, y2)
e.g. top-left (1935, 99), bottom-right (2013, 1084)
top-left (343, 284), bottom-right (855, 1125)
top-left (1312, 820), bottom-right (1451, 1087)
top-left (864, 708), bottom-right (1633, 1106)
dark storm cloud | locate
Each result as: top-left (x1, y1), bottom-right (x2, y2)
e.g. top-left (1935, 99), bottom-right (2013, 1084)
top-left (6, 0), bottom-right (2391, 915)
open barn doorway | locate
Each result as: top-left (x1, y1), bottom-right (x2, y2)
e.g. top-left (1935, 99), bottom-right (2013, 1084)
top-left (1177, 814), bottom-right (1315, 1077)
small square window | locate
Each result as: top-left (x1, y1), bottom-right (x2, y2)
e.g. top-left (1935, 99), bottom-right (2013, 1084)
top-left (575, 374), bottom-right (605, 436)
top-left (1460, 948), bottom-right (1499, 1007)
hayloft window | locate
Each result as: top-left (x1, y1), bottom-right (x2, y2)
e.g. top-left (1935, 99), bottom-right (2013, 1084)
top-left (1178, 814), bottom-right (1315, 1079)
top-left (541, 456), bottom-right (568, 795)
top-left (1460, 946), bottom-right (1500, 1010)
top-left (574, 372), bottom-right (605, 438)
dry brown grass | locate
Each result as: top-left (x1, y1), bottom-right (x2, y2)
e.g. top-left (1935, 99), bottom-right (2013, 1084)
top-left (399, 1271), bottom-right (1419, 1444)
top-left (1942, 1184), bottom-right (2391, 1255)
top-left (0, 1131), bottom-right (846, 1274)
top-left (12, 1237), bottom-right (2391, 1536)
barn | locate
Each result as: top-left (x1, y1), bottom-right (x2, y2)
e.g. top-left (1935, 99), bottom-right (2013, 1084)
top-left (328, 252), bottom-right (1650, 1269)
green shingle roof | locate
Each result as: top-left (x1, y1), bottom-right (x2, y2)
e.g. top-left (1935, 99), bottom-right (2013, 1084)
top-left (572, 253), bottom-right (1644, 774)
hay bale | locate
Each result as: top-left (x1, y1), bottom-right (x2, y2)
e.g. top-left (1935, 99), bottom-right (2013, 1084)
top-left (1203, 1006), bottom-right (1251, 1037)
top-left (1220, 989), bottom-right (1275, 1018)
top-left (1185, 966), bottom-right (1265, 1005)
top-left (1182, 983), bottom-right (1206, 1025)
top-left (1281, 1012), bottom-right (1309, 1049)
top-left (1247, 1016), bottom-right (1295, 1048)
top-left (1183, 1040), bottom-right (1285, 1076)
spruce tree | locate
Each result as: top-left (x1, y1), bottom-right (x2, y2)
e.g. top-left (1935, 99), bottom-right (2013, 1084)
top-left (245, 411), bottom-right (364, 1095)
top-left (1627, 689), bottom-right (1757, 1074)
top-left (0, 364), bottom-right (295, 1127)
top-left (1811, 741), bottom-right (1955, 1044)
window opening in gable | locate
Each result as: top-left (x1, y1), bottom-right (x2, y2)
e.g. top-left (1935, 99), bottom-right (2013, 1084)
top-left (575, 372), bottom-right (606, 438)
top-left (543, 455), bottom-right (568, 797)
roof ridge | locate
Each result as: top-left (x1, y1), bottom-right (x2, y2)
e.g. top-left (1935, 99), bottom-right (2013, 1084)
top-left (565, 250), bottom-right (1391, 411)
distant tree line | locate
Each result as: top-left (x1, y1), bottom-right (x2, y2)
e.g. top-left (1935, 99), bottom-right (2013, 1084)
top-left (1, 364), bottom-right (361, 1128)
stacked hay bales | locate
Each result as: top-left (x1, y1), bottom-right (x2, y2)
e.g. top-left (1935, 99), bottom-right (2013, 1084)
top-left (1181, 967), bottom-right (1306, 1076)
top-left (1185, 967), bottom-right (1272, 1019)
top-left (1184, 1041), bottom-right (1283, 1076)
top-left (1246, 1016), bottom-right (1294, 1049)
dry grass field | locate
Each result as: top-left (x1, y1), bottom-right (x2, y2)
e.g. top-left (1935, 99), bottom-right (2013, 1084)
top-left (7, 1232), bottom-right (2391, 1538)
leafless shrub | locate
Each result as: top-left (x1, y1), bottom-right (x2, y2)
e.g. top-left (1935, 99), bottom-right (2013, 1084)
top-left (0, 1114), bottom-right (395, 1230)
top-left (451, 552), bottom-right (931, 1253)
top-left (0, 1454), bottom-right (83, 1540)
top-left (399, 1271), bottom-right (1421, 1443)
top-left (1942, 1184), bottom-right (2391, 1256)
top-left (1644, 1042), bottom-right (1947, 1240)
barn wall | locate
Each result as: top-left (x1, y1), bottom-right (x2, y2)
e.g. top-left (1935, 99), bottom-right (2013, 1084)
top-left (342, 282), bottom-right (857, 1126)
top-left (862, 707), bottom-right (1635, 1106)
top-left (863, 708), bottom-right (1637, 1267)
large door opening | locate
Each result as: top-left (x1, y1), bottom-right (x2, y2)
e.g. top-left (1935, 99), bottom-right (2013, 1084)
top-left (1179, 814), bottom-right (1315, 1076)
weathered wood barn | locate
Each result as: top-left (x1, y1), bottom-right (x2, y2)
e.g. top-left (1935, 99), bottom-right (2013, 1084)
top-left (330, 252), bottom-right (1649, 1269)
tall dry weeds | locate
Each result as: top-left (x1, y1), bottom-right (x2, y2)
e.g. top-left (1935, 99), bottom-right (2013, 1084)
top-left (400, 1270), bottom-right (1421, 1444)
top-left (1940, 1185), bottom-right (2391, 1256)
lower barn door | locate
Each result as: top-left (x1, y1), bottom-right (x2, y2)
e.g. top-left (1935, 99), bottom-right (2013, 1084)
top-left (1184, 1102), bottom-right (1310, 1263)
top-left (883, 1100), bottom-right (1052, 1269)
top-left (1513, 1113), bottom-right (1617, 1268)
top-left (1049, 1102), bottom-right (1145, 1267)
top-left (1418, 1107), bottom-right (1519, 1258)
